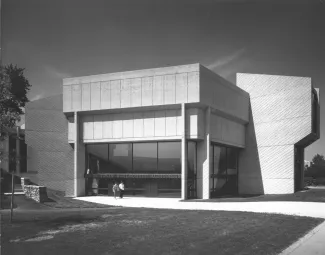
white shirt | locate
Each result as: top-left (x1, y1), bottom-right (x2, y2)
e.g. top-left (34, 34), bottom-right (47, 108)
top-left (119, 183), bottom-right (125, 191)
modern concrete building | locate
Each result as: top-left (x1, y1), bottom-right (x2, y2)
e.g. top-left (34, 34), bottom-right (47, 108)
top-left (24, 64), bottom-right (320, 199)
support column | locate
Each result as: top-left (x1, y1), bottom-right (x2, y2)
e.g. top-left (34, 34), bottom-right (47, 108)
top-left (73, 112), bottom-right (86, 197)
top-left (181, 103), bottom-right (188, 200)
top-left (202, 107), bottom-right (211, 199)
top-left (16, 126), bottom-right (21, 175)
top-left (74, 112), bottom-right (78, 197)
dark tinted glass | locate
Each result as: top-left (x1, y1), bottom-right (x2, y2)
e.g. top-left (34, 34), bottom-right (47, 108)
top-left (158, 142), bottom-right (181, 173)
top-left (213, 146), bottom-right (227, 176)
top-left (312, 91), bottom-right (318, 133)
top-left (187, 141), bottom-right (197, 176)
top-left (108, 143), bottom-right (132, 173)
top-left (210, 144), bottom-right (239, 197)
top-left (133, 143), bottom-right (157, 173)
top-left (86, 144), bottom-right (108, 173)
top-left (227, 147), bottom-right (238, 175)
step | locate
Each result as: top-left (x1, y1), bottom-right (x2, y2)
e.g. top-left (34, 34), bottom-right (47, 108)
top-left (3, 192), bottom-right (25, 195)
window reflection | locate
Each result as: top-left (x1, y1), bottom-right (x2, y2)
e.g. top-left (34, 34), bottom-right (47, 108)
top-left (85, 141), bottom-right (183, 197)
top-left (210, 144), bottom-right (238, 197)
top-left (227, 148), bottom-right (237, 175)
top-left (187, 141), bottom-right (197, 198)
top-left (133, 143), bottom-right (157, 173)
top-left (86, 144), bottom-right (108, 174)
top-left (85, 142), bottom-right (182, 174)
top-left (108, 143), bottom-right (132, 173)
top-left (312, 91), bottom-right (318, 134)
top-left (187, 142), bottom-right (197, 177)
top-left (158, 142), bottom-right (181, 173)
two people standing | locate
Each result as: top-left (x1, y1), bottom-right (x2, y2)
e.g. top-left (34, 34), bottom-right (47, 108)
top-left (112, 181), bottom-right (125, 199)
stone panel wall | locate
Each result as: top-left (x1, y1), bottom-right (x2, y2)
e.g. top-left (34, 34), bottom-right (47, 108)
top-left (21, 178), bottom-right (48, 203)
top-left (237, 73), bottom-right (318, 194)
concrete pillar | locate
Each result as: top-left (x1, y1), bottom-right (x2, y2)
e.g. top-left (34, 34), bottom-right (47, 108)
top-left (74, 112), bottom-right (78, 197)
top-left (73, 112), bottom-right (86, 197)
top-left (202, 107), bottom-right (211, 199)
top-left (16, 126), bottom-right (20, 175)
top-left (181, 103), bottom-right (188, 200)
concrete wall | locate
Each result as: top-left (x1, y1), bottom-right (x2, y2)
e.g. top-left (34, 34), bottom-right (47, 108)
top-left (63, 64), bottom-right (200, 113)
top-left (200, 65), bottom-right (250, 124)
top-left (68, 108), bottom-right (204, 143)
top-left (210, 114), bottom-right (245, 148)
top-left (237, 73), bottom-right (317, 194)
top-left (25, 94), bottom-right (74, 194)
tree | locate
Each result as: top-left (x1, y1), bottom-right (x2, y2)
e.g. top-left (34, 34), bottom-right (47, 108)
top-left (311, 154), bottom-right (325, 166)
top-left (0, 64), bottom-right (31, 219)
top-left (0, 64), bottom-right (31, 131)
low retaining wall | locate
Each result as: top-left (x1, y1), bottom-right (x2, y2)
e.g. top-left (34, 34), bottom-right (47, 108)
top-left (21, 178), bottom-right (48, 203)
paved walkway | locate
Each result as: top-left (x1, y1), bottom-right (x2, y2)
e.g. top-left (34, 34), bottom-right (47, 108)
top-left (280, 221), bottom-right (325, 255)
top-left (74, 196), bottom-right (325, 219)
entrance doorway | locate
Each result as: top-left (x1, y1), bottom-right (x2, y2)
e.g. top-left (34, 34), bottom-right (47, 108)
top-left (210, 144), bottom-right (239, 197)
top-left (87, 177), bottom-right (182, 198)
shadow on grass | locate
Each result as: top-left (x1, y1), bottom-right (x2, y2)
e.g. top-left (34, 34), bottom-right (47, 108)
top-left (1, 195), bottom-right (18, 209)
top-left (2, 207), bottom-right (324, 255)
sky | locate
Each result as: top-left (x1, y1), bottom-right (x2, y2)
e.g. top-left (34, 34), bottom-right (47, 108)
top-left (2, 0), bottom-right (325, 160)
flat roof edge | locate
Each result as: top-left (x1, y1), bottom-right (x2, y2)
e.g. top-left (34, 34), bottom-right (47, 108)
top-left (236, 72), bottom-right (312, 81)
top-left (63, 63), bottom-right (200, 85)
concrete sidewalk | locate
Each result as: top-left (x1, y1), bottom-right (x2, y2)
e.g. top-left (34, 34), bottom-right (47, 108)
top-left (74, 196), bottom-right (325, 219)
top-left (280, 221), bottom-right (325, 255)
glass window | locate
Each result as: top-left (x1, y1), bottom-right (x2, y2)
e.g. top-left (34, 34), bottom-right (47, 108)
top-left (187, 141), bottom-right (197, 176)
top-left (108, 143), bottom-right (132, 173)
top-left (86, 144), bottom-right (108, 173)
top-left (133, 143), bottom-right (157, 173)
top-left (210, 144), bottom-right (238, 197)
top-left (226, 147), bottom-right (238, 195)
top-left (227, 147), bottom-right (238, 175)
top-left (312, 91), bottom-right (318, 133)
top-left (187, 141), bottom-right (197, 198)
top-left (158, 179), bottom-right (181, 197)
top-left (213, 146), bottom-right (227, 176)
top-left (158, 142), bottom-right (181, 173)
top-left (210, 145), bottom-right (213, 174)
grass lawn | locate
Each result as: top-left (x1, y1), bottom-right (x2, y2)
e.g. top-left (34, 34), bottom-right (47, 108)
top-left (1, 190), bottom-right (114, 210)
top-left (0, 191), bottom-right (115, 210)
top-left (2, 207), bottom-right (323, 255)
top-left (1, 195), bottom-right (18, 209)
top-left (43, 190), bottom-right (115, 209)
top-left (185, 188), bottom-right (325, 203)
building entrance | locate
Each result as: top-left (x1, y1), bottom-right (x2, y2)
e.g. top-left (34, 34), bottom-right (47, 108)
top-left (84, 141), bottom-right (183, 198)
top-left (84, 140), bottom-right (198, 198)
top-left (86, 175), bottom-right (181, 197)
top-left (210, 144), bottom-right (239, 197)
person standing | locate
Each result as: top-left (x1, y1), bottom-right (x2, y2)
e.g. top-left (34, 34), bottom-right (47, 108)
top-left (112, 182), bottom-right (119, 199)
top-left (119, 181), bottom-right (125, 198)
